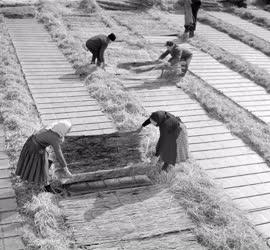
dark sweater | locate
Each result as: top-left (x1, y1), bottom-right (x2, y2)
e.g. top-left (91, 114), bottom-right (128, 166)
top-left (159, 45), bottom-right (192, 65)
top-left (86, 34), bottom-right (109, 63)
top-left (35, 129), bottom-right (67, 168)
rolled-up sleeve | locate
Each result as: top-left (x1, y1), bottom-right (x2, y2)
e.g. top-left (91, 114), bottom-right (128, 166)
top-left (51, 140), bottom-right (67, 168)
top-left (142, 118), bottom-right (151, 127)
top-left (46, 132), bottom-right (67, 168)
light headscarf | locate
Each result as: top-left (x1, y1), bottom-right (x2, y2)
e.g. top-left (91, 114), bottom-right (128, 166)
top-left (46, 120), bottom-right (72, 139)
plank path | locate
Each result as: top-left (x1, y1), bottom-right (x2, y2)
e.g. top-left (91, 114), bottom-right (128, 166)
top-left (5, 18), bottom-right (116, 136)
top-left (104, 10), bottom-right (270, 239)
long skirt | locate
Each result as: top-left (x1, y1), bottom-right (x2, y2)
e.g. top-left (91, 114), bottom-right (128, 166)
top-left (175, 122), bottom-right (189, 163)
top-left (159, 121), bottom-right (189, 165)
top-left (15, 135), bottom-right (49, 185)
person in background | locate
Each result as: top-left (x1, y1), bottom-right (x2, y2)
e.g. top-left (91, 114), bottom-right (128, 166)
top-left (190, 0), bottom-right (201, 37)
top-left (16, 120), bottom-right (73, 193)
top-left (183, 0), bottom-right (201, 38)
top-left (85, 33), bottom-right (116, 69)
top-left (137, 111), bottom-right (189, 172)
top-left (158, 41), bottom-right (193, 77)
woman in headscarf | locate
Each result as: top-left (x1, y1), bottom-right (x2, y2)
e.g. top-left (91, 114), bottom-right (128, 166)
top-left (137, 111), bottom-right (189, 172)
top-left (16, 120), bottom-right (73, 193)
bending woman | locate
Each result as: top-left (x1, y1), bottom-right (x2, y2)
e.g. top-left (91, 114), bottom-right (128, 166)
top-left (138, 111), bottom-right (189, 172)
top-left (16, 120), bottom-right (73, 193)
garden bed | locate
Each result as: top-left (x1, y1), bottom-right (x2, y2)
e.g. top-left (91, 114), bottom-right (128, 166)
top-left (63, 132), bottom-right (143, 173)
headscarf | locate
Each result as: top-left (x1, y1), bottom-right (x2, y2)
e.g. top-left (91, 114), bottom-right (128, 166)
top-left (46, 120), bottom-right (72, 139)
top-left (150, 111), bottom-right (182, 132)
top-left (150, 111), bottom-right (167, 126)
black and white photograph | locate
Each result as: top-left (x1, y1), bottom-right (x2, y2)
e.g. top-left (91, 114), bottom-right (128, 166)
top-left (0, 0), bottom-right (270, 249)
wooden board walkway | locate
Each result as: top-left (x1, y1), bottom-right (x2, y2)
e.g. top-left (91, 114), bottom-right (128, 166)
top-left (137, 11), bottom-right (270, 125)
top-left (60, 185), bottom-right (202, 249)
top-left (108, 11), bottom-right (270, 238)
top-left (207, 11), bottom-right (270, 43)
top-left (0, 125), bottom-right (24, 250)
top-left (166, 13), bottom-right (270, 74)
top-left (5, 18), bottom-right (116, 136)
top-left (67, 11), bottom-right (270, 239)
top-left (188, 48), bottom-right (270, 124)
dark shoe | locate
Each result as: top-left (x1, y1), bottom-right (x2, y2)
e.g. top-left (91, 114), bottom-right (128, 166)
top-left (44, 184), bottom-right (62, 194)
top-left (189, 30), bottom-right (194, 38)
top-left (184, 25), bottom-right (190, 33)
top-left (161, 163), bottom-right (169, 172)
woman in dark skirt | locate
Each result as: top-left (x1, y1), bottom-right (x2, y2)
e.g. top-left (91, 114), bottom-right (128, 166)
top-left (16, 120), bottom-right (73, 192)
top-left (137, 111), bottom-right (189, 172)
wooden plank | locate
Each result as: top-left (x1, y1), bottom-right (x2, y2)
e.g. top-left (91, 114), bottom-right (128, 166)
top-left (190, 139), bottom-right (244, 151)
top-left (31, 87), bottom-right (86, 93)
top-left (34, 92), bottom-right (89, 98)
top-left (30, 84), bottom-right (85, 90)
top-left (43, 115), bottom-right (111, 125)
top-left (144, 102), bottom-right (201, 110)
top-left (37, 101), bottom-right (98, 109)
top-left (40, 111), bottom-right (106, 120)
top-left (35, 96), bottom-right (94, 104)
top-left (146, 107), bottom-right (207, 116)
top-left (207, 163), bottom-right (270, 179)
top-left (39, 105), bottom-right (100, 114)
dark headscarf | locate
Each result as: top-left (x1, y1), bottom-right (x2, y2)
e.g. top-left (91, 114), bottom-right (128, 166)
top-left (150, 111), bottom-right (167, 126)
top-left (150, 111), bottom-right (182, 132)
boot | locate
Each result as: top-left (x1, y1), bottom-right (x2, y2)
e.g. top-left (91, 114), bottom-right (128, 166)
top-left (184, 25), bottom-right (190, 33)
top-left (161, 162), bottom-right (169, 172)
top-left (189, 24), bottom-right (195, 38)
top-left (182, 25), bottom-right (190, 40)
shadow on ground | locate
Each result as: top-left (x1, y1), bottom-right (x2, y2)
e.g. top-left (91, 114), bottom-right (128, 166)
top-left (117, 60), bottom-right (184, 90)
top-left (83, 185), bottom-right (165, 221)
